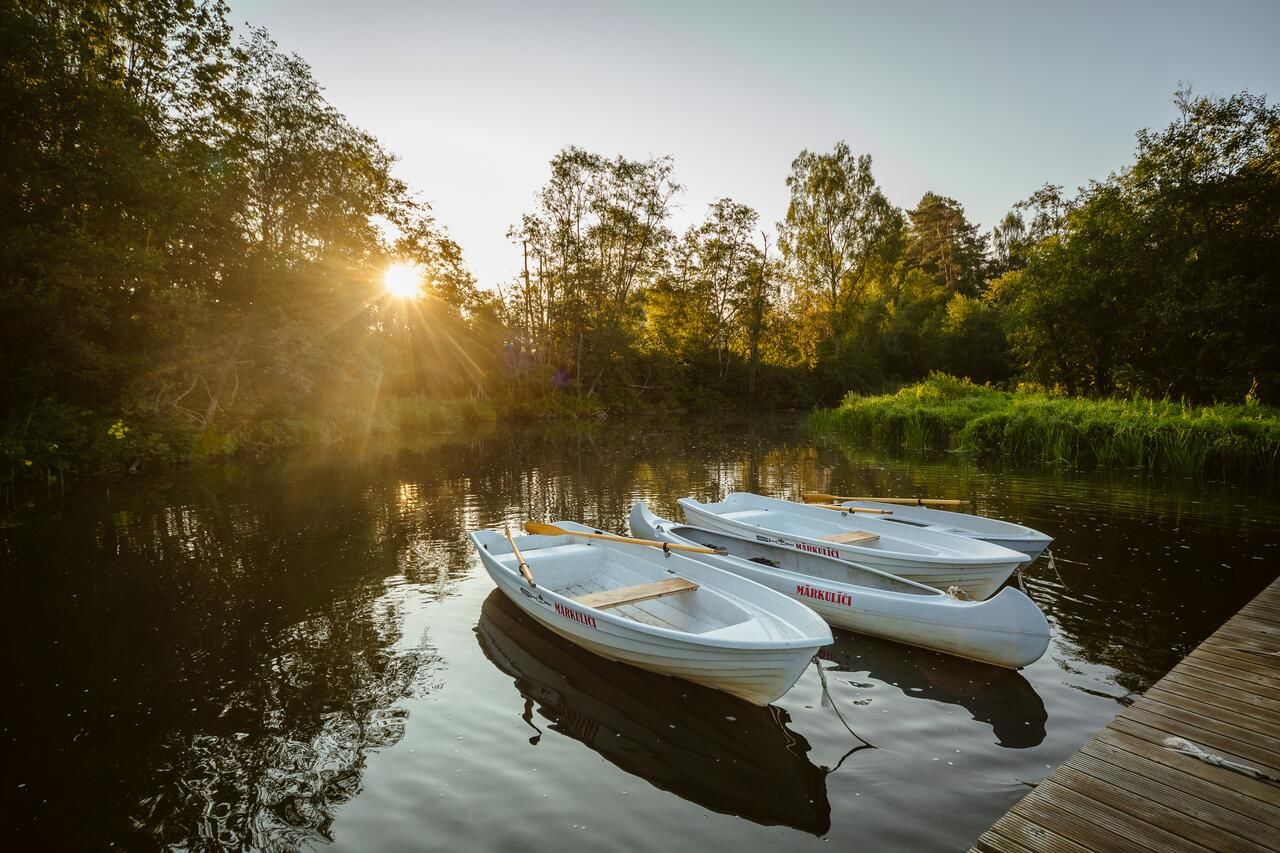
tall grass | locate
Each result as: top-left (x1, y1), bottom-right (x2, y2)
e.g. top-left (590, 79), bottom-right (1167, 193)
top-left (811, 373), bottom-right (1280, 476)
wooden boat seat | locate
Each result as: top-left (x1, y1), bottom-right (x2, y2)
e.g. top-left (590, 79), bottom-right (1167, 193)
top-left (574, 577), bottom-right (699, 610)
top-left (819, 530), bottom-right (880, 544)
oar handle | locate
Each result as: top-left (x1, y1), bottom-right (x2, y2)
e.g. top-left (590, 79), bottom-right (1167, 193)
top-left (504, 525), bottom-right (536, 586)
top-left (523, 521), bottom-right (726, 555)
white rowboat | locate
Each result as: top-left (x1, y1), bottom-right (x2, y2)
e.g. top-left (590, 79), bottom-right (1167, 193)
top-left (678, 493), bottom-right (1029, 601)
top-left (469, 521), bottom-right (832, 705)
top-left (632, 503), bottom-right (1049, 669)
top-left (826, 499), bottom-right (1052, 559)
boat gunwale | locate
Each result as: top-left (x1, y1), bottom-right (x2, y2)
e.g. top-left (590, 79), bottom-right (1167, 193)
top-left (841, 500), bottom-right (1053, 543)
top-left (635, 503), bottom-right (943, 597)
top-left (658, 524), bottom-right (945, 599)
top-left (680, 496), bottom-right (1031, 567)
top-left (469, 530), bottom-right (833, 652)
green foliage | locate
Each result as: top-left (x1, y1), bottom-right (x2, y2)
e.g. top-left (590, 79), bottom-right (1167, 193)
top-left (0, 1), bottom-right (503, 475)
top-left (989, 89), bottom-right (1280, 402)
top-left (1, 1), bottom-right (1273, 476)
top-left (0, 399), bottom-right (177, 476)
top-left (813, 374), bottom-right (1280, 475)
top-left (779, 142), bottom-right (902, 349)
top-left (904, 193), bottom-right (988, 295)
top-left (505, 147), bottom-right (679, 396)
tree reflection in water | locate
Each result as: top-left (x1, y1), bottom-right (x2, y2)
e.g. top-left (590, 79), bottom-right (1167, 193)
top-left (134, 608), bottom-right (434, 850)
top-left (9, 468), bottom-right (444, 851)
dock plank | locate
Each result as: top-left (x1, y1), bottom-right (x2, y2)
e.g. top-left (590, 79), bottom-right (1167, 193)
top-left (1122, 702), bottom-right (1280, 774)
top-left (981, 813), bottom-right (1095, 853)
top-left (1144, 684), bottom-right (1280, 740)
top-left (1108, 713), bottom-right (1280, 778)
top-left (1130, 695), bottom-right (1280, 758)
top-left (1157, 668), bottom-right (1279, 713)
top-left (1175, 658), bottom-right (1280, 702)
top-left (1080, 737), bottom-right (1279, 837)
top-left (1060, 756), bottom-right (1273, 852)
top-left (971, 576), bottom-right (1280, 853)
top-left (1186, 646), bottom-right (1280, 680)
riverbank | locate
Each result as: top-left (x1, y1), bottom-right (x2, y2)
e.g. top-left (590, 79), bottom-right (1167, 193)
top-left (0, 390), bottom-right (696, 483)
top-left (1, 394), bottom-right (503, 482)
top-left (811, 374), bottom-right (1280, 476)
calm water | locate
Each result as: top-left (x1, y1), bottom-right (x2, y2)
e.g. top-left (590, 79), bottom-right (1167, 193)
top-left (4, 415), bottom-right (1277, 851)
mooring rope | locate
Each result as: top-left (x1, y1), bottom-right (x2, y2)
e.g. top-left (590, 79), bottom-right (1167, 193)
top-left (1162, 736), bottom-right (1280, 785)
top-left (1045, 548), bottom-right (1071, 590)
top-left (812, 656), bottom-right (876, 755)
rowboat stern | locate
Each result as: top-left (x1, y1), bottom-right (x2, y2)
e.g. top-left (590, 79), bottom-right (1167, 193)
top-left (975, 586), bottom-right (1051, 668)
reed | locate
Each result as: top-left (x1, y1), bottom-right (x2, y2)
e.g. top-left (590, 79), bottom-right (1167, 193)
top-left (811, 374), bottom-right (1280, 476)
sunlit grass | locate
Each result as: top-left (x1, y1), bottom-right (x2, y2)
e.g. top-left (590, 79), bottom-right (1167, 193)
top-left (812, 374), bottom-right (1280, 476)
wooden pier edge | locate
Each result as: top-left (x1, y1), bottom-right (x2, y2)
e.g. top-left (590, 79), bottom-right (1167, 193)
top-left (970, 576), bottom-right (1280, 853)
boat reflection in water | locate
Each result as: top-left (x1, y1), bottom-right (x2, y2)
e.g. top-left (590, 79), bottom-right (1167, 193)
top-left (476, 591), bottom-right (832, 835)
top-left (819, 630), bottom-right (1048, 748)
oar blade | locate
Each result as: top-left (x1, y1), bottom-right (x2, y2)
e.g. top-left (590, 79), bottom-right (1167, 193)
top-left (523, 520), bottom-right (563, 536)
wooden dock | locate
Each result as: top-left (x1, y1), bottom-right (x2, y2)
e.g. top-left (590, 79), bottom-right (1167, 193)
top-left (971, 576), bottom-right (1280, 853)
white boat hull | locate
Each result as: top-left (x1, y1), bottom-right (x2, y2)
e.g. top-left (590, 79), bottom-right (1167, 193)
top-left (680, 494), bottom-right (1029, 601)
top-left (633, 503), bottom-right (1050, 669)
top-left (469, 524), bottom-right (831, 705)
top-left (838, 500), bottom-right (1052, 560)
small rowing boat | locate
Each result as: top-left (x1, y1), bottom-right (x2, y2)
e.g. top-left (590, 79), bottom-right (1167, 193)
top-left (678, 492), bottom-right (1029, 601)
top-left (632, 503), bottom-right (1049, 669)
top-left (468, 520), bottom-right (832, 705)
top-left (803, 493), bottom-right (1052, 559)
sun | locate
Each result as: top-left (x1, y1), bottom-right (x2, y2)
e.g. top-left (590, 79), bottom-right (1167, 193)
top-left (384, 262), bottom-right (423, 299)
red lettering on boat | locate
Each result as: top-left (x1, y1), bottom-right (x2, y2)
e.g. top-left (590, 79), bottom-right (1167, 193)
top-left (554, 601), bottom-right (598, 629)
top-left (794, 541), bottom-right (841, 559)
top-left (795, 583), bottom-right (853, 607)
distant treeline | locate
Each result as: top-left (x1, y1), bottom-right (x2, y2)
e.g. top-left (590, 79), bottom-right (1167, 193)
top-left (1, 1), bottom-right (1277, 476)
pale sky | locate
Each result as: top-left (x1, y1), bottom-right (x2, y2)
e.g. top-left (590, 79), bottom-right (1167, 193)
top-left (231, 0), bottom-right (1279, 289)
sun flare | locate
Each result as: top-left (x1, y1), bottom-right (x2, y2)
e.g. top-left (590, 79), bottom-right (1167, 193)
top-left (383, 262), bottom-right (423, 299)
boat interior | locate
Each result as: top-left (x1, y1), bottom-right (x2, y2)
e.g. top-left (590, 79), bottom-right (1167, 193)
top-left (668, 526), bottom-right (936, 596)
top-left (483, 536), bottom-right (793, 640)
top-left (713, 509), bottom-right (940, 556)
top-left (848, 502), bottom-right (1032, 538)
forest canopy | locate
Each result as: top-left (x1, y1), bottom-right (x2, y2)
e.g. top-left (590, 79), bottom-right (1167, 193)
top-left (2, 1), bottom-right (1277, 473)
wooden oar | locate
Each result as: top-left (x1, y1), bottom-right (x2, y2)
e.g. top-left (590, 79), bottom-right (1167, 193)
top-left (803, 492), bottom-right (969, 507)
top-left (524, 521), bottom-right (726, 555)
top-left (504, 525), bottom-right (536, 586)
top-left (808, 503), bottom-right (894, 515)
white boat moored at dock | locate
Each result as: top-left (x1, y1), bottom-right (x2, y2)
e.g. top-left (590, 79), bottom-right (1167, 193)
top-left (632, 502), bottom-right (1049, 669)
top-left (468, 520), bottom-right (832, 705)
top-left (679, 492), bottom-right (1030, 600)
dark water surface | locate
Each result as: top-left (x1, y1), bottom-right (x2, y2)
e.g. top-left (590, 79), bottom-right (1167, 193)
top-left (4, 415), bottom-right (1277, 851)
